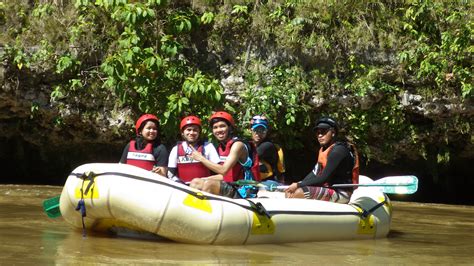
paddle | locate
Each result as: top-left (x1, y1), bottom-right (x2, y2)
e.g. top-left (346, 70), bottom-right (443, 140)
top-left (43, 195), bottom-right (61, 218)
top-left (235, 175), bottom-right (419, 194)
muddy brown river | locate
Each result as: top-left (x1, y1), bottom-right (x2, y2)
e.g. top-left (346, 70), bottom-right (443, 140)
top-left (0, 185), bottom-right (473, 264)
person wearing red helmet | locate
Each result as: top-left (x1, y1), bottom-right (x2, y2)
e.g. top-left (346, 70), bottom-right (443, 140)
top-left (285, 117), bottom-right (359, 203)
top-left (119, 114), bottom-right (168, 176)
top-left (167, 115), bottom-right (220, 183)
top-left (189, 111), bottom-right (260, 198)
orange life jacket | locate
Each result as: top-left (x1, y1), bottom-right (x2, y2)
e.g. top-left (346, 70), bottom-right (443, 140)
top-left (317, 142), bottom-right (359, 186)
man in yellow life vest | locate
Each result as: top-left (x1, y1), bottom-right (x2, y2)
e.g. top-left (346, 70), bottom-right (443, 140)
top-left (250, 115), bottom-right (286, 186)
top-left (285, 117), bottom-right (359, 203)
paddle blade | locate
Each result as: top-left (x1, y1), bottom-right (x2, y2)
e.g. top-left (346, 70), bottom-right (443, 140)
top-left (374, 175), bottom-right (419, 194)
top-left (43, 195), bottom-right (61, 218)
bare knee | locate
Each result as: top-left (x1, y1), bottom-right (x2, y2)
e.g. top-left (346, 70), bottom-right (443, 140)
top-left (202, 180), bottom-right (221, 194)
top-left (189, 178), bottom-right (204, 190)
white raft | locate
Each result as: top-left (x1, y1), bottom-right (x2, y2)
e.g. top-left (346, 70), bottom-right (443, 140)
top-left (59, 163), bottom-right (392, 244)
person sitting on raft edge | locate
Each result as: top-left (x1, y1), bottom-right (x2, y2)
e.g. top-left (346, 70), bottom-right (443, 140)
top-left (188, 111), bottom-right (260, 199)
top-left (119, 114), bottom-right (169, 176)
top-left (285, 117), bottom-right (359, 203)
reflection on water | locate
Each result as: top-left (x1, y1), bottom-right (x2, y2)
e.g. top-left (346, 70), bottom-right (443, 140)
top-left (0, 185), bottom-right (473, 264)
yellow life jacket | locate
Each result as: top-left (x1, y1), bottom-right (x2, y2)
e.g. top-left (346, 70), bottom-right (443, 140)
top-left (260, 144), bottom-right (286, 181)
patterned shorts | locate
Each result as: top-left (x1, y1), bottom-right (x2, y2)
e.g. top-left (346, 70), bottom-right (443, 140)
top-left (219, 182), bottom-right (239, 198)
top-left (301, 186), bottom-right (351, 203)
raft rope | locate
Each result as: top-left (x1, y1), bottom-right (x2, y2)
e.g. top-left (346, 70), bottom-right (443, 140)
top-left (74, 171), bottom-right (96, 237)
top-left (229, 182), bottom-right (270, 218)
top-left (350, 193), bottom-right (389, 218)
top-left (70, 171), bottom-right (369, 218)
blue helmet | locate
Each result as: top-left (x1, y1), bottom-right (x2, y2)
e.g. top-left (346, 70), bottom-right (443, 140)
top-left (250, 115), bottom-right (269, 130)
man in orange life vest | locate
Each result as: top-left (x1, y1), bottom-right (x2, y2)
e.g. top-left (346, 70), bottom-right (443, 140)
top-left (285, 117), bottom-right (359, 203)
top-left (120, 114), bottom-right (169, 176)
top-left (189, 111), bottom-right (260, 198)
top-left (167, 115), bottom-right (221, 183)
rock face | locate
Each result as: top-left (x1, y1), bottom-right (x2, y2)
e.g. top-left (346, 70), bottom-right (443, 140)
top-left (1, 42), bottom-right (473, 204)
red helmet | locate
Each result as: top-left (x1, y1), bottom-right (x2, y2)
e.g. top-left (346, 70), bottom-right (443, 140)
top-left (209, 111), bottom-right (235, 127)
top-left (180, 115), bottom-right (202, 131)
top-left (135, 114), bottom-right (159, 135)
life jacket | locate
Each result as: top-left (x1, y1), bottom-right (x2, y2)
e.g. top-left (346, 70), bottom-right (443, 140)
top-left (126, 140), bottom-right (155, 171)
top-left (316, 141), bottom-right (359, 186)
top-left (176, 141), bottom-right (211, 182)
top-left (259, 143), bottom-right (286, 182)
top-left (218, 138), bottom-right (260, 182)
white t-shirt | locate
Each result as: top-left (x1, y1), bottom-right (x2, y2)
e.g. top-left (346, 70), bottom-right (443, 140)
top-left (168, 141), bottom-right (220, 168)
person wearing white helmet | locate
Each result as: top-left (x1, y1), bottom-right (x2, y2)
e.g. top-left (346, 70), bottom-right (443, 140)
top-left (119, 114), bottom-right (169, 176)
top-left (167, 115), bottom-right (220, 183)
top-left (285, 117), bottom-right (359, 203)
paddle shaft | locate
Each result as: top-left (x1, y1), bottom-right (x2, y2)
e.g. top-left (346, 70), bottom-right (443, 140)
top-left (275, 183), bottom-right (412, 190)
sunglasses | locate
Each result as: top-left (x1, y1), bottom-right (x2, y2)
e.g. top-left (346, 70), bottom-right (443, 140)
top-left (252, 128), bottom-right (268, 134)
top-left (316, 128), bottom-right (330, 135)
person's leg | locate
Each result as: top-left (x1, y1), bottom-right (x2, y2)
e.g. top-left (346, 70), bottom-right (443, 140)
top-left (300, 186), bottom-right (351, 203)
top-left (201, 179), bottom-right (222, 195)
top-left (189, 178), bottom-right (205, 190)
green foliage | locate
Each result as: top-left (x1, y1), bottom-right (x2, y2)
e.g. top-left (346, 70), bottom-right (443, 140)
top-left (399, 0), bottom-right (473, 99)
top-left (240, 65), bottom-right (312, 148)
top-left (1, 0), bottom-right (471, 172)
top-left (30, 102), bottom-right (39, 119)
top-left (200, 11), bottom-right (214, 25)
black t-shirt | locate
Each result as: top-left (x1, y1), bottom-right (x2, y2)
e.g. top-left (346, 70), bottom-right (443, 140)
top-left (119, 141), bottom-right (168, 167)
top-left (257, 140), bottom-right (278, 177)
top-left (299, 143), bottom-right (354, 187)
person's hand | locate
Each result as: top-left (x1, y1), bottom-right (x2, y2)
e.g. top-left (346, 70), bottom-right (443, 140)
top-left (285, 182), bottom-right (299, 193)
top-left (189, 145), bottom-right (205, 162)
top-left (152, 166), bottom-right (166, 176)
top-left (284, 182), bottom-right (299, 198)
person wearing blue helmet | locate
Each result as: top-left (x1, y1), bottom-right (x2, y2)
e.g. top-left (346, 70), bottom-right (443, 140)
top-left (250, 115), bottom-right (285, 184)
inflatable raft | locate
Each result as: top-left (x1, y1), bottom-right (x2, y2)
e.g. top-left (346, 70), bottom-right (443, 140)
top-left (59, 163), bottom-right (392, 244)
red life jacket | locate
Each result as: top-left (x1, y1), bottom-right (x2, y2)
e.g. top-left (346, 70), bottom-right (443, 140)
top-left (126, 140), bottom-right (155, 171)
top-left (218, 138), bottom-right (260, 182)
top-left (317, 142), bottom-right (359, 186)
top-left (176, 142), bottom-right (211, 182)
top-left (218, 139), bottom-right (243, 182)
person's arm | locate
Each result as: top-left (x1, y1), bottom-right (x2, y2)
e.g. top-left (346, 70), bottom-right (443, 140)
top-left (119, 143), bottom-right (130, 163)
top-left (257, 142), bottom-right (277, 163)
top-left (152, 144), bottom-right (169, 176)
top-left (167, 146), bottom-right (178, 169)
top-left (202, 143), bottom-right (223, 180)
top-left (190, 141), bottom-right (246, 175)
top-left (298, 145), bottom-right (348, 187)
top-left (204, 142), bottom-right (221, 164)
top-left (257, 142), bottom-right (278, 173)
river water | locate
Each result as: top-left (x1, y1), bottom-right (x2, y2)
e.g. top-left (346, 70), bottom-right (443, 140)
top-left (1, 184), bottom-right (473, 264)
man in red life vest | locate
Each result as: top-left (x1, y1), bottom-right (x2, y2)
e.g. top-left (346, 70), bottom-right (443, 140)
top-left (167, 115), bottom-right (220, 183)
top-left (189, 111), bottom-right (260, 198)
top-left (285, 117), bottom-right (359, 203)
top-left (120, 114), bottom-right (169, 176)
